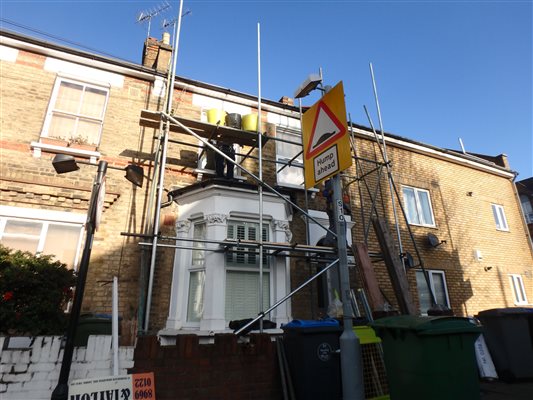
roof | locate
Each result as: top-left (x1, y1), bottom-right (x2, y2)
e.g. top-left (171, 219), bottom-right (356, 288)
top-left (0, 28), bottom-right (515, 178)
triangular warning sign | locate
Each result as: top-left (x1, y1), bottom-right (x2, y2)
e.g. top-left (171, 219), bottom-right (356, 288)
top-left (306, 102), bottom-right (347, 159)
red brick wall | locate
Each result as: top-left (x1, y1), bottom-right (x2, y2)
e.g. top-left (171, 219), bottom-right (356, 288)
top-left (130, 335), bottom-right (282, 400)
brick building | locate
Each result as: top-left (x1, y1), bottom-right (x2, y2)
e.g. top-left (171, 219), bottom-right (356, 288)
top-left (1, 29), bottom-right (532, 342)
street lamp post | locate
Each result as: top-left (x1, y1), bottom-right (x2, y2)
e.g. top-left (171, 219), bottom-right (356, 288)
top-left (50, 155), bottom-right (144, 400)
top-left (51, 160), bottom-right (107, 400)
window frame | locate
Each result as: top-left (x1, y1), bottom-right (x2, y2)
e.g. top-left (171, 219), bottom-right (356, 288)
top-left (402, 186), bottom-right (436, 227)
top-left (185, 220), bottom-right (207, 324)
top-left (415, 269), bottom-right (450, 315)
top-left (41, 75), bottom-right (110, 147)
top-left (491, 203), bottom-right (509, 231)
top-left (275, 126), bottom-right (305, 188)
top-left (509, 274), bottom-right (528, 305)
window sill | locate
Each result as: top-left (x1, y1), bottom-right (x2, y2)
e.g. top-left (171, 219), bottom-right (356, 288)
top-left (408, 222), bottom-right (438, 229)
top-left (158, 327), bottom-right (283, 345)
top-left (31, 140), bottom-right (100, 163)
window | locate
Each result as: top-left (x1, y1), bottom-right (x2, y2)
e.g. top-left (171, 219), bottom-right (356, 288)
top-left (415, 269), bottom-right (450, 315)
top-left (225, 221), bottom-right (270, 320)
top-left (42, 77), bottom-right (110, 146)
top-left (491, 204), bottom-right (509, 231)
top-left (509, 274), bottom-right (528, 305)
top-left (275, 127), bottom-right (304, 187)
top-left (402, 186), bottom-right (436, 227)
top-left (0, 206), bottom-right (84, 268)
top-left (519, 195), bottom-right (533, 224)
top-left (187, 222), bottom-right (206, 322)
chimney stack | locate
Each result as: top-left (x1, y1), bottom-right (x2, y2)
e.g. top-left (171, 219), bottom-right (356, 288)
top-left (142, 34), bottom-right (172, 72)
top-left (279, 96), bottom-right (294, 106)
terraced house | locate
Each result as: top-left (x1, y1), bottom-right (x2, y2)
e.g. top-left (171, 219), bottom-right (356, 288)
top-left (1, 29), bottom-right (532, 345)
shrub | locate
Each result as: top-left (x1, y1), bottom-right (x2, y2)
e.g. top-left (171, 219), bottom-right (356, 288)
top-left (0, 245), bottom-right (77, 335)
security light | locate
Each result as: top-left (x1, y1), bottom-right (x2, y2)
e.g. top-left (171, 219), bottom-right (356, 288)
top-left (125, 165), bottom-right (144, 188)
top-left (52, 154), bottom-right (80, 174)
top-left (52, 154), bottom-right (144, 187)
top-left (294, 73), bottom-right (322, 99)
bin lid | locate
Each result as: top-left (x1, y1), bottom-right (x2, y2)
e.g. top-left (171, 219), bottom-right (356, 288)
top-left (370, 315), bottom-right (482, 336)
top-left (477, 307), bottom-right (533, 317)
top-left (282, 318), bottom-right (340, 329)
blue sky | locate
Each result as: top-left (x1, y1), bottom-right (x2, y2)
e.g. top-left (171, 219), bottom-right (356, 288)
top-left (1, 1), bottom-right (532, 178)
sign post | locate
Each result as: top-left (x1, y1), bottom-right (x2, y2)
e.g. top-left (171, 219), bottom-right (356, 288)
top-left (302, 81), bottom-right (364, 400)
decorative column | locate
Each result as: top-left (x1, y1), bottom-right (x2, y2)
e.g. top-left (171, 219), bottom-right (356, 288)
top-left (200, 213), bottom-right (228, 331)
top-left (165, 220), bottom-right (191, 330)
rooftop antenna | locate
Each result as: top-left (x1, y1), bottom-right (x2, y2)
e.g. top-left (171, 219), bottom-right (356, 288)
top-left (137, 1), bottom-right (171, 39)
top-left (459, 137), bottom-right (467, 154)
top-left (162, 9), bottom-right (191, 31)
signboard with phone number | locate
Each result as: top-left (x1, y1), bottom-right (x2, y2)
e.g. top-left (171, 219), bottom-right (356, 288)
top-left (69, 372), bottom-right (155, 400)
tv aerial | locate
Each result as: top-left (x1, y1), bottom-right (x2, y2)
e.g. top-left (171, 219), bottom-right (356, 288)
top-left (137, 1), bottom-right (172, 39)
top-left (162, 9), bottom-right (191, 29)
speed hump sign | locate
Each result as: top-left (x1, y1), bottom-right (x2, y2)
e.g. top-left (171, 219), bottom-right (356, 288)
top-left (302, 81), bottom-right (352, 189)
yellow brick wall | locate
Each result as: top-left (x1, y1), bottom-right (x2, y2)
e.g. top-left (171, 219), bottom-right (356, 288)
top-left (1, 42), bottom-right (531, 338)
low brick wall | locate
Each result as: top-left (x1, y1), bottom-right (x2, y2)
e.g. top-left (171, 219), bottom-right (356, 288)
top-left (130, 334), bottom-right (282, 400)
top-left (0, 336), bottom-right (134, 400)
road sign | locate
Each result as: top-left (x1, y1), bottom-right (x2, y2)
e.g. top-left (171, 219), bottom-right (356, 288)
top-left (302, 81), bottom-right (352, 189)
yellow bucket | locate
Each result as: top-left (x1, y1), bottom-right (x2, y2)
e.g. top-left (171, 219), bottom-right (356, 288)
top-left (242, 114), bottom-right (258, 132)
top-left (207, 109), bottom-right (226, 125)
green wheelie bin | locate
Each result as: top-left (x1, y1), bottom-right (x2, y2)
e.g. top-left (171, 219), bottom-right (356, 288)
top-left (371, 316), bottom-right (482, 400)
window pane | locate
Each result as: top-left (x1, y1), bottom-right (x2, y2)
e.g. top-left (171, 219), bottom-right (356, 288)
top-left (187, 270), bottom-right (205, 322)
top-left (418, 191), bottom-right (434, 226)
top-left (76, 119), bottom-right (101, 145)
top-left (4, 220), bottom-right (43, 235)
top-left (192, 223), bottom-right (206, 266)
top-left (431, 273), bottom-right (449, 307)
top-left (0, 236), bottom-right (40, 253)
top-left (80, 87), bottom-right (107, 118)
top-left (415, 271), bottom-right (431, 313)
top-left (225, 271), bottom-right (269, 321)
top-left (497, 207), bottom-right (508, 230)
top-left (492, 205), bottom-right (501, 229)
top-left (403, 187), bottom-right (420, 224)
top-left (41, 224), bottom-right (81, 268)
top-left (55, 82), bottom-right (83, 113)
top-left (48, 114), bottom-right (76, 139)
top-left (277, 158), bottom-right (304, 187)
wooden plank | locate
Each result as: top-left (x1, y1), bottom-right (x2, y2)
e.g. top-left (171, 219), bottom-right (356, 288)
top-left (139, 110), bottom-right (269, 148)
top-left (371, 216), bottom-right (417, 315)
top-left (353, 242), bottom-right (386, 312)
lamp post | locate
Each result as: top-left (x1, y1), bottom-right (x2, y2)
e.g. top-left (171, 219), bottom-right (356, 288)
top-left (50, 155), bottom-right (143, 400)
top-left (295, 74), bottom-right (364, 400)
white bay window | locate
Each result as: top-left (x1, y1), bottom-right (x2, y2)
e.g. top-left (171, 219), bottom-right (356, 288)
top-left (163, 183), bottom-right (292, 335)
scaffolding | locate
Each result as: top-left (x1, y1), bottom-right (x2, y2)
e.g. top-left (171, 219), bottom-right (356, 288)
top-left (131, 11), bottom-right (436, 337)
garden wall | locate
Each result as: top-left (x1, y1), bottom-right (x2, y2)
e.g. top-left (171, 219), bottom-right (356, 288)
top-left (130, 334), bottom-right (282, 400)
top-left (0, 335), bottom-right (134, 400)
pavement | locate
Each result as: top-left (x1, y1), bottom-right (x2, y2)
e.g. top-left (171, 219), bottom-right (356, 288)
top-left (479, 379), bottom-right (533, 400)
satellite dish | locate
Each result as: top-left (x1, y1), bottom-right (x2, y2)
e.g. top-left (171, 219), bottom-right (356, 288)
top-left (400, 251), bottom-right (416, 268)
top-left (428, 233), bottom-right (444, 248)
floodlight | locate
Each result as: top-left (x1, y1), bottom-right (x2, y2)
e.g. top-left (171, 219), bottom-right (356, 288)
top-left (52, 154), bottom-right (80, 174)
top-left (125, 165), bottom-right (144, 188)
